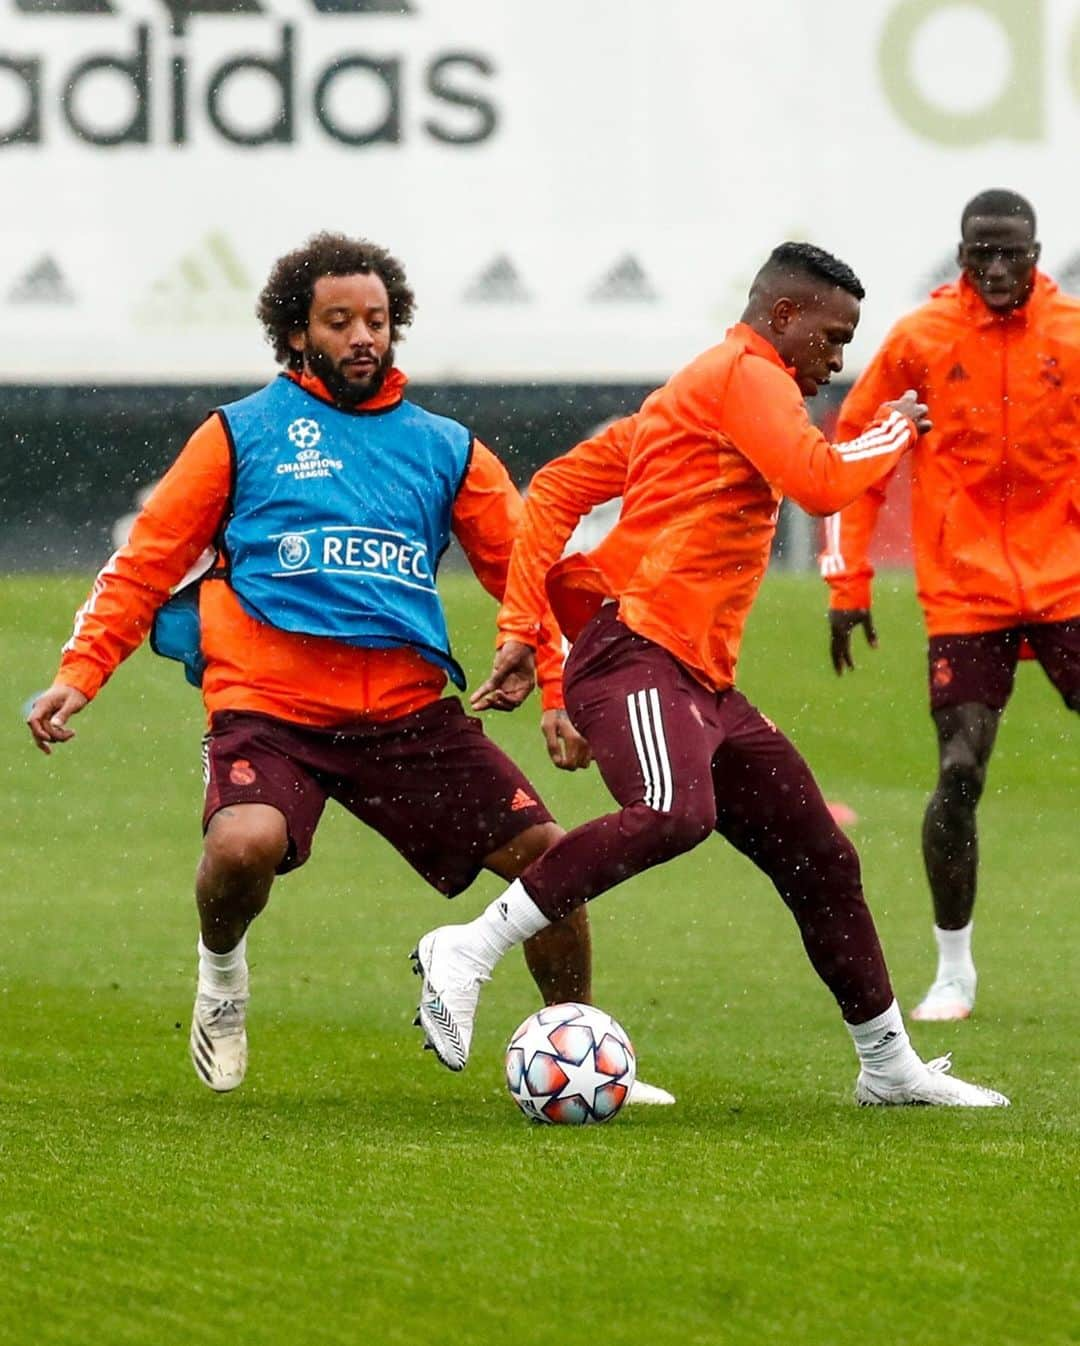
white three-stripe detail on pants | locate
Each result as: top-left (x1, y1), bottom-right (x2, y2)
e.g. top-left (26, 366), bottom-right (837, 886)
top-left (626, 687), bottom-right (673, 812)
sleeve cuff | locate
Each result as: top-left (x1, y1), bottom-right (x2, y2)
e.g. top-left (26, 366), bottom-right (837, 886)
top-left (55, 659), bottom-right (107, 702)
top-left (827, 579), bottom-right (873, 611)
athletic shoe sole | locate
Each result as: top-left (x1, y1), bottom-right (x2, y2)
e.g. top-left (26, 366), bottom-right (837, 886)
top-left (910, 1001), bottom-right (974, 1022)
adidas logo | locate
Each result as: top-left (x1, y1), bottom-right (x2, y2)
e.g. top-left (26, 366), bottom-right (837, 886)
top-left (463, 256), bottom-right (530, 304)
top-left (588, 254), bottom-right (658, 303)
top-left (1039, 354), bottom-right (1063, 387)
top-left (510, 788), bottom-right (537, 811)
top-left (132, 231), bottom-right (251, 328)
top-left (497, 901), bottom-right (509, 920)
top-left (7, 255), bottom-right (75, 305)
top-left (945, 362), bottom-right (969, 382)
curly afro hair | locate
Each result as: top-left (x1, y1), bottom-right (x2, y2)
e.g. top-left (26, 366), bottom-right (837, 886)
top-left (257, 232), bottom-right (417, 369)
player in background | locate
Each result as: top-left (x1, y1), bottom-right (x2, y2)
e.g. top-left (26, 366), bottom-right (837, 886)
top-left (409, 242), bottom-right (1009, 1107)
top-left (821, 190), bottom-right (1080, 1022)
top-left (26, 232), bottom-right (671, 1104)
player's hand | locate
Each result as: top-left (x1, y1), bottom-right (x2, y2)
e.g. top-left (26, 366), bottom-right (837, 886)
top-left (829, 609), bottom-right (877, 675)
top-left (26, 684), bottom-right (88, 755)
top-left (541, 708), bottom-right (592, 772)
top-left (470, 639), bottom-right (536, 711)
top-left (885, 388), bottom-right (932, 436)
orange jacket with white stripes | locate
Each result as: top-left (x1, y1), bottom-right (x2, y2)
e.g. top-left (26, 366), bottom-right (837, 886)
top-left (497, 323), bottom-right (917, 692)
top-left (56, 368), bottom-right (566, 725)
top-left (821, 272), bottom-right (1080, 634)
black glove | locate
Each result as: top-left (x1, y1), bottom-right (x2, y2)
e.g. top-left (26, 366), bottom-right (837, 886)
top-left (829, 609), bottom-right (877, 675)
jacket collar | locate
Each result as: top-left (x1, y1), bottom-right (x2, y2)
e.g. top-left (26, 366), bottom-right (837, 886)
top-left (727, 321), bottom-right (798, 379)
top-left (285, 365), bottom-right (408, 411)
top-left (943, 270), bottom-right (1057, 329)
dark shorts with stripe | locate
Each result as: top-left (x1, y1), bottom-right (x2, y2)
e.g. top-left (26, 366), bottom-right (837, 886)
top-left (521, 606), bottom-right (857, 914)
top-left (928, 621), bottom-right (1080, 713)
top-left (519, 606), bottom-right (891, 1020)
top-left (201, 698), bottom-right (553, 896)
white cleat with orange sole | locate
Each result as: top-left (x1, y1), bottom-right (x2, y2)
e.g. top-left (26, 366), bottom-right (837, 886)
top-left (910, 973), bottom-right (976, 1022)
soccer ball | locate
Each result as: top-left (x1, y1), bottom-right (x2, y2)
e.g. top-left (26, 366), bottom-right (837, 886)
top-left (504, 1002), bottom-right (636, 1125)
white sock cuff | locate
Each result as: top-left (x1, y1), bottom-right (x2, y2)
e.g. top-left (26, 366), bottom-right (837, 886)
top-left (933, 922), bottom-right (975, 979)
top-left (846, 999), bottom-right (921, 1081)
top-left (845, 998), bottom-right (903, 1048)
top-left (198, 933), bottom-right (248, 970)
top-left (934, 921), bottom-right (973, 949)
top-left (495, 879), bottom-right (551, 942)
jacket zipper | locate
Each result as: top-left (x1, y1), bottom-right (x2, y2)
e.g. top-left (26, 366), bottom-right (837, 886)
top-left (999, 323), bottom-right (1028, 613)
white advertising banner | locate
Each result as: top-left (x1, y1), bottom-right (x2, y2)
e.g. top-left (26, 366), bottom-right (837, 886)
top-left (1, 0), bottom-right (1078, 382)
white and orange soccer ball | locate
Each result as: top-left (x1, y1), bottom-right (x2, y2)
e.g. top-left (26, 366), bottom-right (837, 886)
top-left (504, 1002), bottom-right (636, 1125)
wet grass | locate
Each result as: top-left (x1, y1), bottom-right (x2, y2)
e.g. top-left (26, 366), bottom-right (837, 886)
top-left (1, 573), bottom-right (1076, 1345)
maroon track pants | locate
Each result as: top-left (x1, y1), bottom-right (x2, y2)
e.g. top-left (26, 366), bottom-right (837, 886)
top-left (522, 608), bottom-right (893, 1021)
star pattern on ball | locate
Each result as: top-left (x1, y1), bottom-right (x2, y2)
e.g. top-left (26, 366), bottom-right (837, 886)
top-left (554, 1045), bottom-right (614, 1114)
top-left (505, 1003), bottom-right (636, 1126)
top-left (512, 1012), bottom-right (565, 1067)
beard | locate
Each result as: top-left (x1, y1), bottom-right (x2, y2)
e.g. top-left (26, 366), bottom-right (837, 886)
top-left (305, 342), bottom-right (395, 406)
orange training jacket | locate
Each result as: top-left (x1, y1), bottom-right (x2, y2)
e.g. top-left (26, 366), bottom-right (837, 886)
top-left (57, 369), bottom-right (565, 724)
top-left (822, 272), bottom-right (1080, 634)
top-left (498, 323), bottom-right (917, 692)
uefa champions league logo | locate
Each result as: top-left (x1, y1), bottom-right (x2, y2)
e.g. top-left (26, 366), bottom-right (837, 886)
top-left (287, 418), bottom-right (321, 450)
top-left (277, 534), bottom-right (312, 570)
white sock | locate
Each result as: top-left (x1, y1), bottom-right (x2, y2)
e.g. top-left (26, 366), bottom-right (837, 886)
top-left (934, 922), bottom-right (975, 981)
top-left (463, 879), bottom-right (551, 974)
top-left (846, 999), bottom-right (923, 1085)
top-left (197, 934), bottom-right (249, 1000)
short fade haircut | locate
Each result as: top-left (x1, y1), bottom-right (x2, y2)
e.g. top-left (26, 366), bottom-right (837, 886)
top-left (257, 232), bottom-right (416, 370)
top-left (760, 241), bottom-right (865, 301)
top-left (961, 188), bottom-right (1036, 236)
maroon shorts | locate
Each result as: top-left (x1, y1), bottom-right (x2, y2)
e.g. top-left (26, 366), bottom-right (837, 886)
top-left (520, 606), bottom-right (856, 911)
top-left (520, 607), bottom-right (891, 1020)
top-left (201, 698), bottom-right (554, 896)
top-left (928, 621), bottom-right (1080, 713)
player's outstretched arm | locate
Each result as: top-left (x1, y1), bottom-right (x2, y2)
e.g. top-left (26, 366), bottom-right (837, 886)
top-left (829, 609), bottom-right (878, 675)
top-left (471, 639), bottom-right (537, 711)
top-left (26, 684), bottom-right (89, 755)
top-left (725, 355), bottom-right (928, 516)
top-left (541, 708), bottom-right (592, 772)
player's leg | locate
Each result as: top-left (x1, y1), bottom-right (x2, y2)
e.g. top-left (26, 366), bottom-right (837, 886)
top-left (914, 630), bottom-right (1015, 1021)
top-left (197, 803), bottom-right (288, 951)
top-left (710, 693), bottom-right (892, 1022)
top-left (914, 703), bottom-right (1000, 1019)
top-left (192, 714), bottom-right (328, 1092)
top-left (483, 821), bottom-right (592, 1005)
top-left (484, 820), bottom-right (675, 1105)
top-left (412, 609), bottom-right (724, 1070)
top-left (709, 692), bottom-right (1007, 1106)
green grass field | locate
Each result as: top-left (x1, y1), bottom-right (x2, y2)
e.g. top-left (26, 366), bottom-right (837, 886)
top-left (1, 573), bottom-right (1076, 1346)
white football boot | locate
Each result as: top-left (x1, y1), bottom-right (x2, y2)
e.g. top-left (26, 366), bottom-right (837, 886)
top-left (190, 994), bottom-right (248, 1092)
top-left (855, 1053), bottom-right (1008, 1107)
top-left (626, 1079), bottom-right (676, 1106)
top-left (411, 926), bottom-right (489, 1071)
top-left (910, 972), bottom-right (976, 1022)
